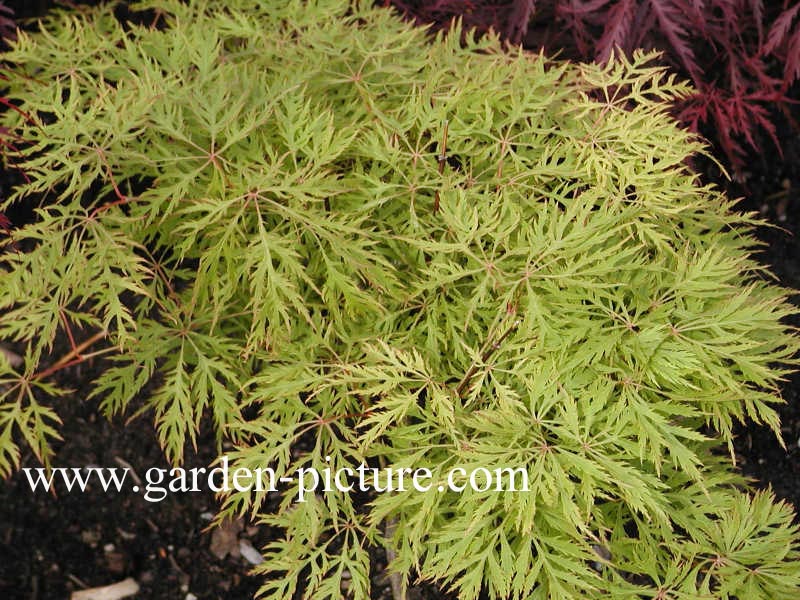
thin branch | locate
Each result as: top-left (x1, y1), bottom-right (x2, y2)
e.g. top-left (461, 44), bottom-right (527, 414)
top-left (33, 329), bottom-right (107, 381)
top-left (59, 308), bottom-right (79, 356)
top-left (454, 318), bottom-right (521, 398)
top-left (433, 119), bottom-right (449, 214)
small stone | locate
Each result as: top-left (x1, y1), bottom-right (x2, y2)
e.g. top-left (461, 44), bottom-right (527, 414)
top-left (209, 519), bottom-right (243, 560)
top-left (139, 571), bottom-right (155, 585)
top-left (81, 529), bottom-right (101, 547)
top-left (106, 551), bottom-right (127, 575)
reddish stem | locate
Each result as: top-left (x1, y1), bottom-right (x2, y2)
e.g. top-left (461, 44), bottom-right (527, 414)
top-left (33, 330), bottom-right (107, 381)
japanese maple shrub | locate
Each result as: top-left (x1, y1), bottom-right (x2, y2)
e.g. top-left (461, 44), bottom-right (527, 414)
top-left (1, 0), bottom-right (799, 598)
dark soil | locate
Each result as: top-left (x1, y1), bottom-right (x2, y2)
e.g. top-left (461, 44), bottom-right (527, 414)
top-left (2, 2), bottom-right (800, 600)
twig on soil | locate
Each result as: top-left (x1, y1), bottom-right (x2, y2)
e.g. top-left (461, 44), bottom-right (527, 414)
top-left (112, 456), bottom-right (142, 487)
top-left (144, 518), bottom-right (159, 533)
top-left (67, 574), bottom-right (89, 589)
top-left (70, 577), bottom-right (139, 600)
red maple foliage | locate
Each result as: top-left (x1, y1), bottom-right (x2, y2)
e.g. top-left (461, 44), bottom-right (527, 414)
top-left (0, 2), bottom-right (13, 42)
top-left (383, 0), bottom-right (800, 173)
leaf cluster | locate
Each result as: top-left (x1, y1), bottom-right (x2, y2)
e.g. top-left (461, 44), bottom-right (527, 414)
top-left (385, 0), bottom-right (800, 174)
top-left (0, 1), bottom-right (799, 598)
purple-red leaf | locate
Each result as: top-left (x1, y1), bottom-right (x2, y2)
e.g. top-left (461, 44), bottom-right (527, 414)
top-left (785, 26), bottom-right (800, 83)
top-left (0, 2), bottom-right (13, 40)
top-left (749, 0), bottom-right (764, 42)
top-left (557, 0), bottom-right (613, 16)
top-left (596, 0), bottom-right (637, 62)
top-left (649, 0), bottom-right (701, 81)
top-left (505, 0), bottom-right (536, 44)
top-left (762, 3), bottom-right (800, 56)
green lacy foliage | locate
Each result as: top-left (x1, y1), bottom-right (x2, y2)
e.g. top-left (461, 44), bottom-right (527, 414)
top-left (1, 0), bottom-right (799, 598)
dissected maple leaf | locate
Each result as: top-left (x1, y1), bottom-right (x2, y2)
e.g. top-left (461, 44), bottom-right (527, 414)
top-left (763, 3), bottom-right (800, 56)
top-left (595, 0), bottom-right (636, 62)
top-left (504, 0), bottom-right (536, 43)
